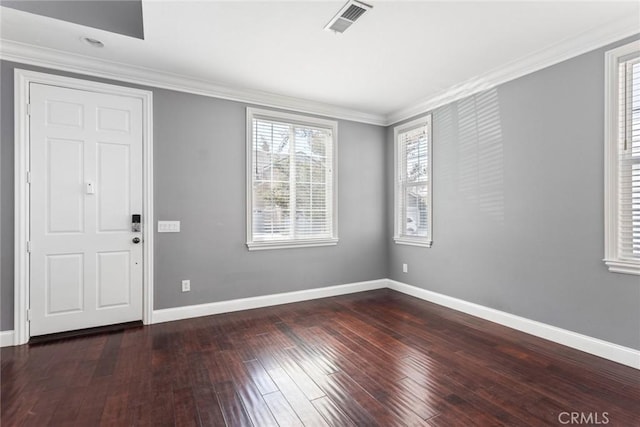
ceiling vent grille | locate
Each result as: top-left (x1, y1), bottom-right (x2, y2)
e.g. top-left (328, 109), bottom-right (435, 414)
top-left (324, 0), bottom-right (372, 34)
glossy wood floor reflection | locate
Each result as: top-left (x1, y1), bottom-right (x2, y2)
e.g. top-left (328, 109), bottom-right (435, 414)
top-left (2, 290), bottom-right (639, 426)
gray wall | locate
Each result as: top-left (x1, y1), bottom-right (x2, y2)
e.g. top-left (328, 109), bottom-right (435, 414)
top-left (0, 60), bottom-right (388, 330)
top-left (388, 35), bottom-right (640, 350)
top-left (1, 1), bottom-right (144, 39)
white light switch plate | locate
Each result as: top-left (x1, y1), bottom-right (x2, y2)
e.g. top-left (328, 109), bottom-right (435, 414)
top-left (158, 220), bottom-right (180, 232)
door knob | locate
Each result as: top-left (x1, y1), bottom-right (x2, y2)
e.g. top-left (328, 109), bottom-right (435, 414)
top-left (132, 237), bottom-right (141, 244)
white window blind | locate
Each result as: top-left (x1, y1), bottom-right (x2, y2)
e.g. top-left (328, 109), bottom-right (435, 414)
top-left (247, 108), bottom-right (337, 250)
top-left (604, 41), bottom-right (640, 275)
top-left (618, 57), bottom-right (640, 260)
top-left (394, 115), bottom-right (432, 247)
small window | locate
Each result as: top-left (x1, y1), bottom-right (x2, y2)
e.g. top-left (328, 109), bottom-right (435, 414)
top-left (394, 115), bottom-right (433, 247)
top-left (604, 41), bottom-right (640, 275)
top-left (246, 108), bottom-right (338, 250)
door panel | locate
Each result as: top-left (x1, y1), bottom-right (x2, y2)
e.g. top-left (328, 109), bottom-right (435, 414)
top-left (30, 83), bottom-right (143, 336)
top-left (46, 138), bottom-right (84, 233)
top-left (97, 251), bottom-right (130, 308)
top-left (97, 107), bottom-right (131, 133)
top-left (46, 100), bottom-right (83, 128)
top-left (97, 142), bottom-right (130, 232)
top-left (46, 253), bottom-right (84, 314)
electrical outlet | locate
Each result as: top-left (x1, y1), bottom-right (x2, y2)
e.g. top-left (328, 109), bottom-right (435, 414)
top-left (402, 263), bottom-right (408, 273)
top-left (181, 280), bottom-right (190, 292)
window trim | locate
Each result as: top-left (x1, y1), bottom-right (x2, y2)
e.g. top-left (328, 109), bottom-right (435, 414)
top-left (246, 107), bottom-right (338, 251)
top-left (604, 40), bottom-right (640, 275)
top-left (393, 115), bottom-right (433, 248)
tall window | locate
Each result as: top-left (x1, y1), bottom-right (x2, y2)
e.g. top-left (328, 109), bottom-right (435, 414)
top-left (604, 41), bottom-right (640, 275)
top-left (246, 108), bottom-right (338, 250)
top-left (394, 115), bottom-right (433, 247)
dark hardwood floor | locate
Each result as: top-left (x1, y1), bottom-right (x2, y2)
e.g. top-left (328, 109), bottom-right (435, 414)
top-left (2, 289), bottom-right (639, 426)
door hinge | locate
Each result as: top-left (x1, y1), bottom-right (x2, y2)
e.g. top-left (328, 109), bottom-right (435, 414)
top-left (26, 171), bottom-right (31, 184)
top-left (26, 241), bottom-right (31, 253)
top-left (26, 103), bottom-right (31, 116)
top-left (27, 309), bottom-right (31, 322)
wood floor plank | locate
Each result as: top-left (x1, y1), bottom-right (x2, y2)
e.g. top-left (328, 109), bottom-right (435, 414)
top-left (192, 385), bottom-right (226, 426)
top-left (243, 359), bottom-right (279, 395)
top-left (266, 367), bottom-right (329, 426)
top-left (263, 391), bottom-right (304, 427)
top-left (215, 381), bottom-right (253, 427)
top-left (220, 350), bottom-right (279, 427)
top-left (306, 325), bottom-right (439, 421)
top-left (172, 387), bottom-right (199, 427)
top-left (311, 396), bottom-right (357, 427)
top-left (1, 289), bottom-right (638, 426)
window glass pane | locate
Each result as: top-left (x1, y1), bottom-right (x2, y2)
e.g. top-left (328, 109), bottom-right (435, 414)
top-left (404, 185), bottom-right (429, 237)
top-left (254, 182), bottom-right (290, 236)
top-left (312, 184), bottom-right (326, 210)
top-left (395, 117), bottom-right (431, 244)
top-left (633, 163), bottom-right (640, 255)
top-left (631, 61), bottom-right (640, 158)
top-left (619, 58), bottom-right (640, 260)
top-left (312, 160), bottom-right (326, 182)
top-left (403, 127), bottom-right (429, 182)
top-left (296, 156), bottom-right (310, 183)
top-left (296, 183), bottom-right (311, 210)
top-left (250, 111), bottom-right (335, 245)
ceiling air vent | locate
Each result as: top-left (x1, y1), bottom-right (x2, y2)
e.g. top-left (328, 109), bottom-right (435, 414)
top-left (324, 0), bottom-right (372, 33)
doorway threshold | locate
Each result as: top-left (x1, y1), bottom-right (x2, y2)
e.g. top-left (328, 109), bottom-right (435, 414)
top-left (28, 321), bottom-right (143, 345)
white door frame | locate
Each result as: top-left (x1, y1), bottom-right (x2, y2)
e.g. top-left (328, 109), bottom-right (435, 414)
top-left (14, 69), bottom-right (154, 345)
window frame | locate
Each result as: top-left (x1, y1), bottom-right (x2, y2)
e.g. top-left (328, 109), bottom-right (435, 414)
top-left (604, 40), bottom-right (640, 275)
top-left (246, 107), bottom-right (338, 251)
top-left (394, 115), bottom-right (433, 248)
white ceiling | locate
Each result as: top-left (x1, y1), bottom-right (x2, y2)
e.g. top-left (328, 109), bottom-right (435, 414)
top-left (1, 1), bottom-right (639, 123)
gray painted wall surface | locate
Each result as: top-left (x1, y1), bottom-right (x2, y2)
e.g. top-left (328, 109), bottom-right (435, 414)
top-left (388, 36), bottom-right (640, 350)
top-left (1, 1), bottom-right (144, 39)
top-left (0, 60), bottom-right (388, 330)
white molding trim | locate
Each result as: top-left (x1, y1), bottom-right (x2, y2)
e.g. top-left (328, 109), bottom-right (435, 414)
top-left (0, 331), bottom-right (15, 348)
top-left (245, 107), bottom-right (339, 250)
top-left (0, 39), bottom-right (386, 126)
top-left (1, 18), bottom-right (636, 127)
top-left (8, 273), bottom-right (638, 369)
top-left (247, 239), bottom-right (339, 251)
top-left (152, 279), bottom-right (387, 324)
top-left (393, 115), bottom-right (433, 245)
top-left (603, 40), bottom-right (640, 276)
top-left (387, 279), bottom-right (640, 370)
top-left (13, 69), bottom-right (154, 345)
top-left (386, 16), bottom-right (640, 125)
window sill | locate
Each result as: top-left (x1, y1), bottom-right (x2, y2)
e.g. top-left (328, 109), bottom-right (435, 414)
top-left (394, 237), bottom-right (432, 248)
top-left (247, 238), bottom-right (338, 251)
top-left (604, 259), bottom-right (640, 276)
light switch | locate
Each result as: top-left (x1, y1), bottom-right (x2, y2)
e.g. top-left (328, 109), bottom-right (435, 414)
top-left (158, 221), bottom-right (180, 232)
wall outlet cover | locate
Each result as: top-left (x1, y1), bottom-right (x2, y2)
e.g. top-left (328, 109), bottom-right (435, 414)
top-left (158, 221), bottom-right (180, 233)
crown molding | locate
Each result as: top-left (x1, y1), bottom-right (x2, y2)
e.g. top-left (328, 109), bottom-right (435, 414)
top-left (0, 39), bottom-right (387, 126)
top-left (2, 13), bottom-right (638, 129)
top-left (385, 15), bottom-right (640, 125)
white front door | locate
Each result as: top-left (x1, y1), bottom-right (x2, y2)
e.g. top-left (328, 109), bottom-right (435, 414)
top-left (29, 83), bottom-right (144, 336)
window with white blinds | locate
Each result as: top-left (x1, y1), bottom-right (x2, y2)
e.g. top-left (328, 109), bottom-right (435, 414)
top-left (604, 41), bottom-right (640, 275)
top-left (394, 115), bottom-right (432, 247)
top-left (246, 108), bottom-right (338, 250)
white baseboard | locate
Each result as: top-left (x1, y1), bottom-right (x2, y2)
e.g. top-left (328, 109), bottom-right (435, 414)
top-left (386, 279), bottom-right (640, 370)
top-left (7, 277), bottom-right (636, 369)
top-left (0, 330), bottom-right (15, 347)
top-left (152, 279), bottom-right (387, 324)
